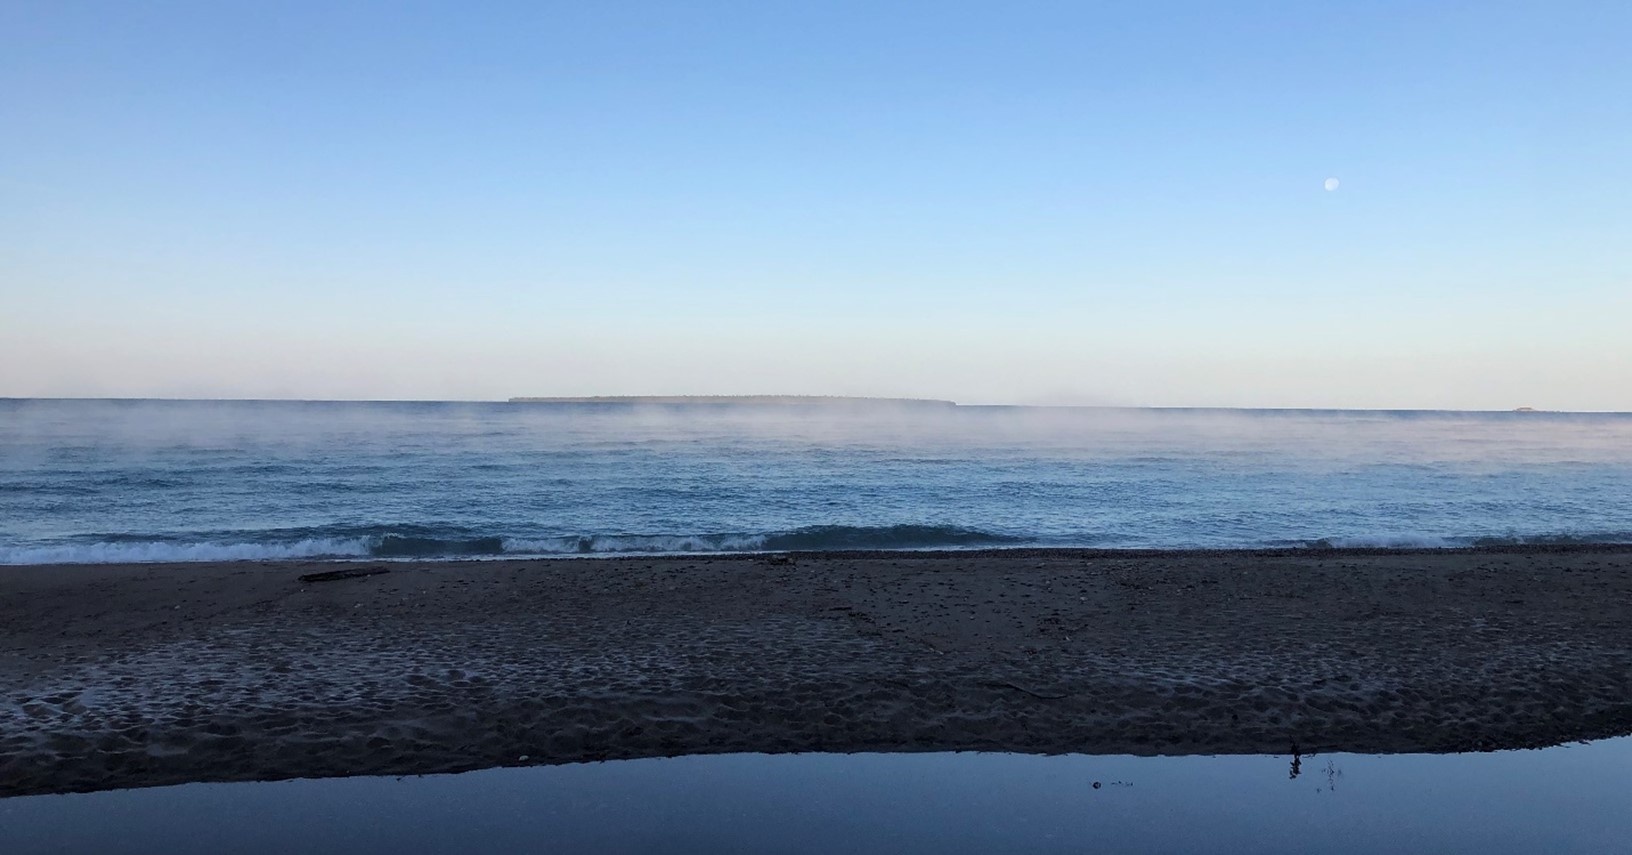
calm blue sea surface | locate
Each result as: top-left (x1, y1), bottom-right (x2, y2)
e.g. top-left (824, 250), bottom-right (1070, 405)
top-left (2, 399), bottom-right (1630, 564)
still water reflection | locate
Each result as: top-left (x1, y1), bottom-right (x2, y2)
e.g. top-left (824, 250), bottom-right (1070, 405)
top-left (3, 739), bottom-right (1628, 854)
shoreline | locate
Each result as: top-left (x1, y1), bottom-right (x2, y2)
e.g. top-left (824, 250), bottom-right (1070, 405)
top-left (3, 547), bottom-right (1631, 796)
top-left (7, 541), bottom-right (1632, 569)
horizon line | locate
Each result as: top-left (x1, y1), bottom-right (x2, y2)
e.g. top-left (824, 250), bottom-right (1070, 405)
top-left (1, 396), bottom-right (1625, 415)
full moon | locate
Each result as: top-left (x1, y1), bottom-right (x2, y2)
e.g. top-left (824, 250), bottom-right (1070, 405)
top-left (1324, 177), bottom-right (1340, 191)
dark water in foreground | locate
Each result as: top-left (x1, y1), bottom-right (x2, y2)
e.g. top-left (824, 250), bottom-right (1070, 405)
top-left (4, 399), bottom-right (1631, 563)
top-left (3, 740), bottom-right (1627, 854)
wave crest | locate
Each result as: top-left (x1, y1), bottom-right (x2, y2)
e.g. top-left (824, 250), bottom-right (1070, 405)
top-left (0, 524), bottom-right (1024, 564)
top-left (1303, 531), bottom-right (1632, 549)
top-left (9, 525), bottom-right (1629, 565)
top-left (0, 538), bottom-right (372, 565)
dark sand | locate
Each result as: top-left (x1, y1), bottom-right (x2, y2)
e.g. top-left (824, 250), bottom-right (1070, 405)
top-left (3, 547), bottom-right (1631, 797)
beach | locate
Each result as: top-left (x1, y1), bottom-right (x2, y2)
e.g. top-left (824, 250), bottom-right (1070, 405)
top-left (3, 546), bottom-right (1631, 797)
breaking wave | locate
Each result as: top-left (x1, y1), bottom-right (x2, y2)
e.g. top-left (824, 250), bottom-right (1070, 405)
top-left (0, 524), bottom-right (1026, 565)
top-left (1300, 531), bottom-right (1632, 549)
top-left (6, 525), bottom-right (1630, 565)
top-left (0, 538), bottom-right (373, 565)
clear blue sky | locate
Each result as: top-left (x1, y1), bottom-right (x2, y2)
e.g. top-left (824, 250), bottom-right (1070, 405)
top-left (3, 1), bottom-right (1629, 408)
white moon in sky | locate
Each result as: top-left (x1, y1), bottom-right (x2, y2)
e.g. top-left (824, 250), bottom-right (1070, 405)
top-left (1324, 178), bottom-right (1340, 191)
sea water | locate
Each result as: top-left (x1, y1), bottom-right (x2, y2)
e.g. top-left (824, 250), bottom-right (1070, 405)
top-left (2, 399), bottom-right (1630, 564)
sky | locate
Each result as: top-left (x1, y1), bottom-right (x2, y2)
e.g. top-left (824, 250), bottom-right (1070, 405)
top-left (3, 1), bottom-right (1629, 409)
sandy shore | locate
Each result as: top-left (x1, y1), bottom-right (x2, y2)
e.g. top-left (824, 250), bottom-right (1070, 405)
top-left (3, 547), bottom-right (1631, 796)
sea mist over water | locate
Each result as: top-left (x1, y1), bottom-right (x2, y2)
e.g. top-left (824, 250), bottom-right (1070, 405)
top-left (2, 399), bottom-right (1630, 564)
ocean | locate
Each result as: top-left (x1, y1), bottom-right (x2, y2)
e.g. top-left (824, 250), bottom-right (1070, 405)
top-left (2, 399), bottom-right (1629, 564)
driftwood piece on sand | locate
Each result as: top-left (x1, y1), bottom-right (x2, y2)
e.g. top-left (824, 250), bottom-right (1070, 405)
top-left (298, 567), bottom-right (390, 583)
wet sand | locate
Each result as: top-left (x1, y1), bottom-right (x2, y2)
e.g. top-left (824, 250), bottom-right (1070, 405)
top-left (3, 547), bottom-right (1631, 796)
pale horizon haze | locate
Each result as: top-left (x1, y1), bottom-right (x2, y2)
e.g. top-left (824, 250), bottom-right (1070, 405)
top-left (3, 2), bottom-right (1629, 410)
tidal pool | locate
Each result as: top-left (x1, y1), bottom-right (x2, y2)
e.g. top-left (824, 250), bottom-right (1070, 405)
top-left (3, 739), bottom-right (1628, 854)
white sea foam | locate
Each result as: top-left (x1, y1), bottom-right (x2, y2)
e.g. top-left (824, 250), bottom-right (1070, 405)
top-left (1316, 534), bottom-right (1463, 549)
top-left (4, 528), bottom-right (1629, 565)
top-left (0, 538), bottom-right (371, 565)
top-left (501, 534), bottom-right (771, 554)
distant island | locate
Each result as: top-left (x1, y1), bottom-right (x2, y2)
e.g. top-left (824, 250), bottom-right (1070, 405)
top-left (508, 395), bottom-right (958, 407)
